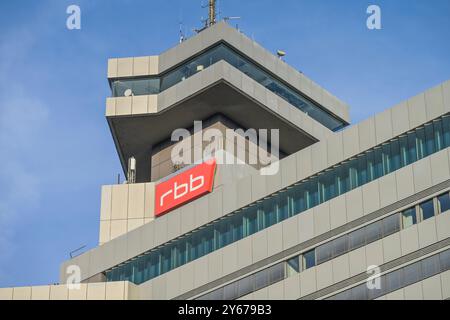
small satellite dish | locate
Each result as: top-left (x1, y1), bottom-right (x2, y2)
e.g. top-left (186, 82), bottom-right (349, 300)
top-left (124, 89), bottom-right (133, 97)
top-left (277, 50), bottom-right (286, 59)
top-left (196, 65), bottom-right (204, 72)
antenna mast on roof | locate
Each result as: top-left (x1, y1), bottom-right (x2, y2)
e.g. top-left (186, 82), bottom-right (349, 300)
top-left (208, 0), bottom-right (217, 27)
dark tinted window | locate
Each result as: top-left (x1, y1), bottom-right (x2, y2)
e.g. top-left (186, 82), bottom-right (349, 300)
top-left (316, 243), bottom-right (333, 264)
top-left (383, 213), bottom-right (400, 236)
top-left (365, 220), bottom-right (383, 243)
top-left (238, 275), bottom-right (254, 297)
top-left (254, 269), bottom-right (268, 291)
top-left (421, 255), bottom-right (441, 278)
top-left (223, 282), bottom-right (238, 300)
top-left (420, 199), bottom-right (435, 221)
top-left (438, 193), bottom-right (450, 214)
top-left (420, 199), bottom-right (434, 220)
top-left (385, 268), bottom-right (403, 292)
top-left (303, 250), bottom-right (316, 270)
top-left (402, 207), bottom-right (417, 228)
top-left (403, 263), bottom-right (421, 286)
top-left (333, 235), bottom-right (349, 257)
top-left (287, 256), bottom-right (300, 273)
top-left (349, 227), bottom-right (366, 250)
top-left (351, 284), bottom-right (368, 300)
top-left (439, 250), bottom-right (450, 271)
top-left (268, 263), bottom-right (285, 284)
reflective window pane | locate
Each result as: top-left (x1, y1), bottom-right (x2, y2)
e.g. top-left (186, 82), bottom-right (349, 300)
top-left (303, 250), bottom-right (316, 270)
top-left (316, 242), bottom-right (333, 264)
top-left (223, 282), bottom-right (238, 300)
top-left (420, 199), bottom-right (435, 221)
top-left (383, 213), bottom-right (400, 236)
top-left (402, 207), bottom-right (417, 228)
top-left (365, 220), bottom-right (383, 243)
top-left (333, 235), bottom-right (349, 257)
top-left (351, 284), bottom-right (368, 300)
top-left (438, 193), bottom-right (450, 214)
top-left (421, 255), bottom-right (441, 278)
top-left (403, 262), bottom-right (421, 286)
top-left (287, 256), bottom-right (300, 276)
top-left (349, 228), bottom-right (366, 250)
top-left (254, 269), bottom-right (268, 291)
top-left (385, 268), bottom-right (403, 293)
top-left (268, 263), bottom-right (285, 284)
top-left (439, 250), bottom-right (450, 271)
top-left (238, 275), bottom-right (254, 297)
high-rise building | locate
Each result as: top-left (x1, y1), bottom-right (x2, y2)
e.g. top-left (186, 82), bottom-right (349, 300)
top-left (1, 20), bottom-right (449, 301)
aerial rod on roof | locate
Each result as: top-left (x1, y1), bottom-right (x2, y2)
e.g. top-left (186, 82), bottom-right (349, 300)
top-left (208, 0), bottom-right (216, 27)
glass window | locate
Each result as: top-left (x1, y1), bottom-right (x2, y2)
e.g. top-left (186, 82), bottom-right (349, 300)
top-left (287, 256), bottom-right (300, 276)
top-left (348, 227), bottom-right (366, 250)
top-left (385, 268), bottom-right (403, 293)
top-left (403, 263), bottom-right (421, 286)
top-left (351, 284), bottom-right (368, 300)
top-left (238, 275), bottom-right (254, 298)
top-left (302, 250), bottom-right (316, 270)
top-left (331, 290), bottom-right (351, 300)
top-left (367, 274), bottom-right (385, 300)
top-left (402, 207), bottom-right (417, 228)
top-left (223, 282), bottom-right (238, 300)
top-left (383, 213), bottom-right (400, 237)
top-left (439, 250), bottom-right (450, 271)
top-left (416, 128), bottom-right (426, 160)
top-left (407, 132), bottom-right (418, 164)
top-left (424, 123), bottom-right (435, 156)
top-left (332, 235), bottom-right (349, 257)
top-left (443, 115), bottom-right (450, 147)
top-left (254, 269), bottom-right (269, 291)
top-left (421, 255), bottom-right (441, 278)
top-left (268, 263), bottom-right (285, 284)
top-left (316, 242), bottom-right (333, 264)
top-left (438, 193), bottom-right (450, 214)
top-left (390, 139), bottom-right (401, 172)
top-left (365, 220), bottom-right (383, 244)
top-left (399, 135), bottom-right (409, 166)
top-left (434, 120), bottom-right (444, 151)
top-left (420, 199), bottom-right (435, 221)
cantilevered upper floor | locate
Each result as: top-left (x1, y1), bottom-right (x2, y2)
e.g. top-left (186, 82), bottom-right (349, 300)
top-left (105, 21), bottom-right (351, 183)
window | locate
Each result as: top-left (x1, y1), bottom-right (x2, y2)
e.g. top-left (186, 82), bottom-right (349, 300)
top-left (401, 207), bottom-right (417, 228)
top-left (351, 284), bottom-right (368, 300)
top-left (420, 199), bottom-right (435, 221)
top-left (438, 193), bottom-right (450, 214)
top-left (403, 263), bottom-right (421, 286)
top-left (268, 263), bottom-right (285, 284)
top-left (385, 268), bottom-right (403, 292)
top-left (332, 235), bottom-right (349, 257)
top-left (383, 213), bottom-right (400, 236)
top-left (421, 255), bottom-right (441, 278)
top-left (238, 275), bottom-right (254, 297)
top-left (439, 250), bottom-right (450, 271)
top-left (348, 227), bottom-right (366, 250)
top-left (287, 256), bottom-right (300, 276)
top-left (254, 269), bottom-right (268, 291)
top-left (316, 242), bottom-right (333, 264)
top-left (365, 220), bottom-right (383, 243)
top-left (223, 282), bottom-right (238, 300)
top-left (302, 250), bottom-right (316, 270)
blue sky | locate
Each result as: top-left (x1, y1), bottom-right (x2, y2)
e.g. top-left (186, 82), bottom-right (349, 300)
top-left (0, 0), bottom-right (449, 287)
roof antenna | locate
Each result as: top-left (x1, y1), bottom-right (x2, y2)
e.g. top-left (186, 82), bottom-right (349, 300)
top-left (208, 0), bottom-right (217, 27)
top-left (179, 21), bottom-right (186, 43)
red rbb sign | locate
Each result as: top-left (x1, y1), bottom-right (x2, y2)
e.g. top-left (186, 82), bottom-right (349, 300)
top-left (154, 159), bottom-right (216, 217)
